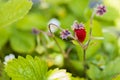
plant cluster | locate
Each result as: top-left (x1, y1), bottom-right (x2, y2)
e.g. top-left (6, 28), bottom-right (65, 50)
top-left (0, 0), bottom-right (120, 80)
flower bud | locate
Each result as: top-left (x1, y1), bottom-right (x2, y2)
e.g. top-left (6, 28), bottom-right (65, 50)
top-left (32, 28), bottom-right (40, 35)
top-left (48, 18), bottom-right (60, 33)
top-left (95, 4), bottom-right (107, 16)
top-left (60, 30), bottom-right (71, 39)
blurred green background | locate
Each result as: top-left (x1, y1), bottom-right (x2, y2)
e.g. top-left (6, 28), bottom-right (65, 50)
top-left (0, 0), bottom-right (120, 80)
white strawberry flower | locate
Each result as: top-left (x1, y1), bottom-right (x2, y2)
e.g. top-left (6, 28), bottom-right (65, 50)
top-left (3, 54), bottom-right (15, 65)
top-left (47, 68), bottom-right (71, 80)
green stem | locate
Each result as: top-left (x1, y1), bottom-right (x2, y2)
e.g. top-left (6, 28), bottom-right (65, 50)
top-left (48, 24), bottom-right (66, 57)
top-left (86, 11), bottom-right (95, 49)
top-left (83, 9), bottom-right (96, 79)
top-left (83, 49), bottom-right (87, 79)
top-left (36, 35), bottom-right (40, 46)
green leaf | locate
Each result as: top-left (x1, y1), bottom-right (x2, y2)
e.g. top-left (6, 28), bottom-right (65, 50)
top-left (87, 64), bottom-right (102, 80)
top-left (10, 29), bottom-right (35, 53)
top-left (5, 55), bottom-right (48, 80)
top-left (102, 58), bottom-right (120, 80)
top-left (103, 32), bottom-right (119, 59)
top-left (15, 13), bottom-right (47, 31)
top-left (87, 58), bottom-right (120, 80)
top-left (0, 0), bottom-right (33, 27)
top-left (0, 27), bottom-right (10, 49)
top-left (112, 74), bottom-right (120, 80)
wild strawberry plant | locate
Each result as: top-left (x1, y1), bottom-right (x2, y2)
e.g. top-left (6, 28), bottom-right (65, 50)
top-left (0, 0), bottom-right (120, 80)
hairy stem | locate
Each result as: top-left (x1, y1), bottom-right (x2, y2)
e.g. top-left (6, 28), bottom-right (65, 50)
top-left (86, 11), bottom-right (95, 49)
top-left (36, 35), bottom-right (40, 46)
top-left (83, 49), bottom-right (87, 79)
top-left (83, 10), bottom-right (95, 79)
top-left (48, 24), bottom-right (66, 57)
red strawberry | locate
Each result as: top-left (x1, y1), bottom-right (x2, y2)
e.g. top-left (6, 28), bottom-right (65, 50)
top-left (72, 21), bottom-right (86, 43)
top-left (74, 28), bottom-right (86, 43)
